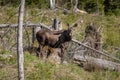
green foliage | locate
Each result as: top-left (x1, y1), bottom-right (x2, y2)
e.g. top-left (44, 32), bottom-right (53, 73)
top-left (0, 53), bottom-right (120, 80)
top-left (92, 70), bottom-right (119, 80)
top-left (0, 71), bottom-right (5, 80)
top-left (78, 0), bottom-right (86, 10)
top-left (104, 0), bottom-right (120, 15)
top-left (115, 51), bottom-right (120, 59)
top-left (98, 0), bottom-right (105, 15)
top-left (26, 0), bottom-right (49, 9)
top-left (0, 50), bottom-right (16, 64)
top-left (85, 0), bottom-right (98, 13)
top-left (26, 63), bottom-right (54, 80)
top-left (113, 8), bottom-right (120, 16)
top-left (1, 0), bottom-right (120, 15)
top-left (102, 15), bottom-right (120, 51)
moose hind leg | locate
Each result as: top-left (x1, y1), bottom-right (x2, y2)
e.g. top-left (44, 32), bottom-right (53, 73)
top-left (46, 48), bottom-right (51, 58)
top-left (36, 46), bottom-right (40, 56)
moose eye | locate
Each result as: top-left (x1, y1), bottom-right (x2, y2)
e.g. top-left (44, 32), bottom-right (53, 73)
top-left (70, 32), bottom-right (72, 36)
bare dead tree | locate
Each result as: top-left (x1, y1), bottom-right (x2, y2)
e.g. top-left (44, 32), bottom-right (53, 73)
top-left (73, 0), bottom-right (78, 12)
top-left (73, 0), bottom-right (87, 14)
top-left (17, 0), bottom-right (25, 80)
top-left (0, 31), bottom-right (5, 50)
top-left (51, 18), bottom-right (62, 30)
top-left (50, 0), bottom-right (56, 9)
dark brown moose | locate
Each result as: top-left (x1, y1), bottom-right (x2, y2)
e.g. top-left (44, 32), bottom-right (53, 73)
top-left (36, 23), bottom-right (77, 63)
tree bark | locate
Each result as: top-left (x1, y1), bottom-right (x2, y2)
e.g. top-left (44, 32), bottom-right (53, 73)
top-left (17, 0), bottom-right (25, 80)
top-left (50, 0), bottom-right (55, 9)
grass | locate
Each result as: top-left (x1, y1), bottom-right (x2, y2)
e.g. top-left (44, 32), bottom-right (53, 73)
top-left (0, 52), bottom-right (120, 80)
top-left (0, 6), bottom-right (120, 80)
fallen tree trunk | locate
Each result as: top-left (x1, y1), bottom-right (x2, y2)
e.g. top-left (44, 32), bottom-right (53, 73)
top-left (73, 54), bottom-right (120, 72)
top-left (72, 39), bottom-right (120, 63)
top-left (0, 23), bottom-right (49, 29)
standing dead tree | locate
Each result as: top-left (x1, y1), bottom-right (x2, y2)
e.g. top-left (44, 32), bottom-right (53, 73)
top-left (17, 0), bottom-right (25, 80)
top-left (0, 31), bottom-right (5, 50)
top-left (50, 0), bottom-right (56, 9)
top-left (73, 0), bottom-right (78, 12)
top-left (82, 23), bottom-right (102, 58)
top-left (72, 0), bottom-right (87, 14)
top-left (51, 18), bottom-right (62, 30)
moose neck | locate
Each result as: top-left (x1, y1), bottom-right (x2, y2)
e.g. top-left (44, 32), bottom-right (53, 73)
top-left (53, 40), bottom-right (62, 48)
top-left (50, 34), bottom-right (71, 48)
top-left (59, 32), bottom-right (72, 43)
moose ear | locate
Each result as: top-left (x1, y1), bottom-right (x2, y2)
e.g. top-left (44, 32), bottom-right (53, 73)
top-left (70, 23), bottom-right (78, 30)
top-left (97, 26), bottom-right (103, 33)
top-left (67, 23), bottom-right (70, 29)
top-left (72, 23), bottom-right (78, 28)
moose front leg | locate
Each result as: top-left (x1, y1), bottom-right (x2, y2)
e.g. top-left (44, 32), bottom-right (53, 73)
top-left (36, 44), bottom-right (43, 58)
top-left (60, 47), bottom-right (65, 63)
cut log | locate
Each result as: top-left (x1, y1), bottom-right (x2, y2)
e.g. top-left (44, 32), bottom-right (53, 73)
top-left (73, 54), bottom-right (120, 72)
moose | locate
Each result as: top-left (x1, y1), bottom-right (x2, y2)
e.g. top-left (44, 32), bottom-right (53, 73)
top-left (36, 23), bottom-right (78, 63)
